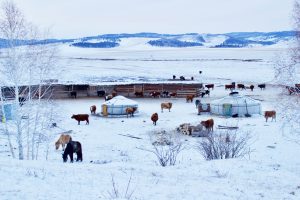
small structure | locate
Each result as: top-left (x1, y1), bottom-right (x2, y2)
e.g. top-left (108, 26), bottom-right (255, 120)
top-left (101, 95), bottom-right (138, 117)
top-left (210, 92), bottom-right (261, 117)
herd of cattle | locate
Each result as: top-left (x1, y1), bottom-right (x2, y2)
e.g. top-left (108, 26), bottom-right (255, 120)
top-left (59, 81), bottom-right (282, 163)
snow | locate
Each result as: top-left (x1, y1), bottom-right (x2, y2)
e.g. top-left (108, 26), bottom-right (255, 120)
top-left (1, 82), bottom-right (300, 199)
top-left (1, 43), bottom-right (300, 199)
top-left (56, 42), bottom-right (289, 85)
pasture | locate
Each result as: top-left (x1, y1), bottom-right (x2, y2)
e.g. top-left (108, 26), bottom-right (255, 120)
top-left (0, 82), bottom-right (299, 200)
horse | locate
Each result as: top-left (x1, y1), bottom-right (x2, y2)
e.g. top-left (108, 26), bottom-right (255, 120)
top-left (62, 141), bottom-right (82, 162)
top-left (55, 134), bottom-right (72, 150)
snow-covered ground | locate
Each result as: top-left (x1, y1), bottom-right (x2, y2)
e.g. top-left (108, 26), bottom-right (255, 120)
top-left (57, 41), bottom-right (290, 85)
top-left (1, 82), bottom-right (300, 199)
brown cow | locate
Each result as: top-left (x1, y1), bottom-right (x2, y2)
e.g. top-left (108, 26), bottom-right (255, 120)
top-left (71, 114), bottom-right (89, 125)
top-left (205, 84), bottom-right (214, 90)
top-left (264, 110), bottom-right (276, 122)
top-left (200, 118), bottom-right (214, 132)
top-left (90, 105), bottom-right (96, 114)
top-left (186, 95), bottom-right (195, 103)
top-left (225, 84), bottom-right (235, 90)
top-left (151, 113), bottom-right (158, 125)
top-left (161, 102), bottom-right (172, 112)
top-left (55, 134), bottom-right (72, 150)
top-left (150, 91), bottom-right (161, 98)
top-left (134, 91), bottom-right (144, 97)
top-left (169, 92), bottom-right (177, 97)
top-left (125, 107), bottom-right (137, 118)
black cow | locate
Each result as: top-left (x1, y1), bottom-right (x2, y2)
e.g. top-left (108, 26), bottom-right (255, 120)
top-left (258, 84), bottom-right (266, 90)
top-left (97, 90), bottom-right (105, 97)
top-left (70, 91), bottom-right (77, 99)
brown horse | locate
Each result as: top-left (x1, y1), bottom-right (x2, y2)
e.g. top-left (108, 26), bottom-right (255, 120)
top-left (55, 134), bottom-right (72, 150)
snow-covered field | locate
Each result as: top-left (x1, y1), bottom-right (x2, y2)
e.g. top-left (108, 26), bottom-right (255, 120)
top-left (57, 40), bottom-right (290, 85)
top-left (1, 81), bottom-right (300, 199)
top-left (1, 43), bottom-right (300, 200)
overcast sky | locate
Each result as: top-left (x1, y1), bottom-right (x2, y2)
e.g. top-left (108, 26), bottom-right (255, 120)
top-left (11, 0), bottom-right (295, 38)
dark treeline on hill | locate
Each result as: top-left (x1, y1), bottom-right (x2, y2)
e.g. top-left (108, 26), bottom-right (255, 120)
top-left (148, 39), bottom-right (203, 47)
top-left (71, 42), bottom-right (120, 48)
top-left (214, 37), bottom-right (276, 48)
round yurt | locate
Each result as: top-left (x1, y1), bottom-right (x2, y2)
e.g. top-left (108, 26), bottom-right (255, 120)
top-left (210, 92), bottom-right (261, 117)
top-left (101, 95), bottom-right (139, 117)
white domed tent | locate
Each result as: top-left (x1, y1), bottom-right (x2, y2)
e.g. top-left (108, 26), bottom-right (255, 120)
top-left (101, 95), bottom-right (138, 116)
top-left (210, 92), bottom-right (261, 117)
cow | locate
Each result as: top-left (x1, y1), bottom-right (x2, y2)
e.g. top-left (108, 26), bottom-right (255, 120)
top-left (258, 84), bottom-right (266, 90)
top-left (200, 118), bottom-right (214, 132)
top-left (161, 102), bottom-right (172, 112)
top-left (134, 91), bottom-right (144, 97)
top-left (162, 91), bottom-right (169, 98)
top-left (180, 76), bottom-right (185, 81)
top-left (97, 90), bottom-right (106, 97)
top-left (173, 75), bottom-right (176, 80)
top-left (225, 84), bottom-right (235, 90)
top-left (186, 95), bottom-right (195, 103)
top-left (237, 84), bottom-right (246, 90)
top-left (125, 107), bottom-right (137, 118)
top-left (70, 91), bottom-right (77, 99)
top-left (90, 105), bottom-right (96, 114)
top-left (151, 113), bottom-right (158, 125)
top-left (150, 91), bottom-right (160, 98)
top-left (250, 85), bottom-right (254, 91)
top-left (264, 110), bottom-right (276, 122)
top-left (71, 114), bottom-right (89, 125)
top-left (201, 90), bottom-right (210, 98)
top-left (205, 84), bottom-right (214, 90)
top-left (169, 92), bottom-right (177, 97)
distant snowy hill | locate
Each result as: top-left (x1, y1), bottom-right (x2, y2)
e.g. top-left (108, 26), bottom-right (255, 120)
top-left (0, 31), bottom-right (295, 48)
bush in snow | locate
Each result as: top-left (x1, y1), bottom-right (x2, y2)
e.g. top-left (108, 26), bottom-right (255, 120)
top-left (196, 130), bottom-right (251, 160)
top-left (146, 130), bottom-right (184, 167)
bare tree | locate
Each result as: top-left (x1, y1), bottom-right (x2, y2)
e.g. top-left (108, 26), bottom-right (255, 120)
top-left (0, 1), bottom-right (59, 160)
top-left (273, 0), bottom-right (300, 141)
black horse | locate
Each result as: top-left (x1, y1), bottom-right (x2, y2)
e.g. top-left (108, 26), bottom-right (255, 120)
top-left (62, 141), bottom-right (82, 162)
